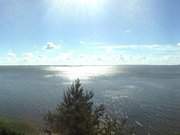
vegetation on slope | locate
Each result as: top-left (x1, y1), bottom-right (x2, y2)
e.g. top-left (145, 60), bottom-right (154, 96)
top-left (0, 117), bottom-right (38, 135)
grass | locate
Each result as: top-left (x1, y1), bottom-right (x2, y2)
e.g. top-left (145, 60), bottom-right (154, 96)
top-left (0, 116), bottom-right (39, 135)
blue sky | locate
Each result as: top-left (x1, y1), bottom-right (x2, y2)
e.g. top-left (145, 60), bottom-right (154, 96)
top-left (0, 0), bottom-right (180, 65)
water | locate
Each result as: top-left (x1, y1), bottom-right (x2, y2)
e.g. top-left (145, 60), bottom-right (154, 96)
top-left (0, 65), bottom-right (180, 134)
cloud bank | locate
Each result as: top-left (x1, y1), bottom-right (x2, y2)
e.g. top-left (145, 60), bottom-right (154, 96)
top-left (1, 41), bottom-right (180, 65)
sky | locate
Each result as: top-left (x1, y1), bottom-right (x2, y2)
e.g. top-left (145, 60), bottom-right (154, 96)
top-left (0, 0), bottom-right (180, 65)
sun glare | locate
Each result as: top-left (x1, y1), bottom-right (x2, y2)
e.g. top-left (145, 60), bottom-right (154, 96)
top-left (78, 0), bottom-right (98, 7)
top-left (46, 66), bottom-right (116, 81)
top-left (49, 0), bottom-right (106, 17)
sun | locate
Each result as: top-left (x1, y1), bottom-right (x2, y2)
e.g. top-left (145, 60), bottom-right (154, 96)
top-left (48, 0), bottom-right (106, 17)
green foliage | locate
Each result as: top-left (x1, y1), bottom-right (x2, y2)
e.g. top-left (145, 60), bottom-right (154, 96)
top-left (45, 79), bottom-right (133, 135)
top-left (0, 128), bottom-right (24, 135)
top-left (0, 117), bottom-right (38, 135)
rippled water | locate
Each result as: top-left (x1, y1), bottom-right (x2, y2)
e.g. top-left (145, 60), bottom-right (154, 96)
top-left (0, 65), bottom-right (180, 134)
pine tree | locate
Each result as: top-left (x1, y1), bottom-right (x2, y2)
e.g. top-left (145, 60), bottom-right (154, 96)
top-left (45, 79), bottom-right (133, 135)
top-left (45, 79), bottom-right (104, 135)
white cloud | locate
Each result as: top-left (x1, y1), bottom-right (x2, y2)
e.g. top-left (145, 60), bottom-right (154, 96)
top-left (23, 53), bottom-right (34, 62)
top-left (80, 41), bottom-right (104, 46)
top-left (61, 53), bottom-right (72, 61)
top-left (80, 41), bottom-right (163, 50)
top-left (7, 52), bottom-right (16, 59)
top-left (1, 41), bottom-right (180, 65)
top-left (56, 52), bottom-right (73, 61)
top-left (6, 52), bottom-right (17, 65)
top-left (96, 44), bottom-right (162, 50)
top-left (45, 42), bottom-right (60, 50)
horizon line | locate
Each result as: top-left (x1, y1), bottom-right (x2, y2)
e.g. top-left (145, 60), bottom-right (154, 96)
top-left (0, 64), bottom-right (179, 66)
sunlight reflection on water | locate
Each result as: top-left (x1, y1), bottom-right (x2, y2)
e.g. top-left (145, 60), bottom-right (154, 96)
top-left (45, 66), bottom-right (119, 81)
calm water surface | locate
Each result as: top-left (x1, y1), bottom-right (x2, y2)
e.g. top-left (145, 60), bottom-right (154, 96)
top-left (0, 65), bottom-right (180, 134)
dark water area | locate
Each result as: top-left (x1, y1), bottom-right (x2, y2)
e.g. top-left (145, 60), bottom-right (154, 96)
top-left (0, 65), bottom-right (180, 134)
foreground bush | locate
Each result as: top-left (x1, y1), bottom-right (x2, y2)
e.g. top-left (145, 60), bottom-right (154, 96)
top-left (45, 79), bottom-right (134, 135)
top-left (0, 128), bottom-right (24, 135)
